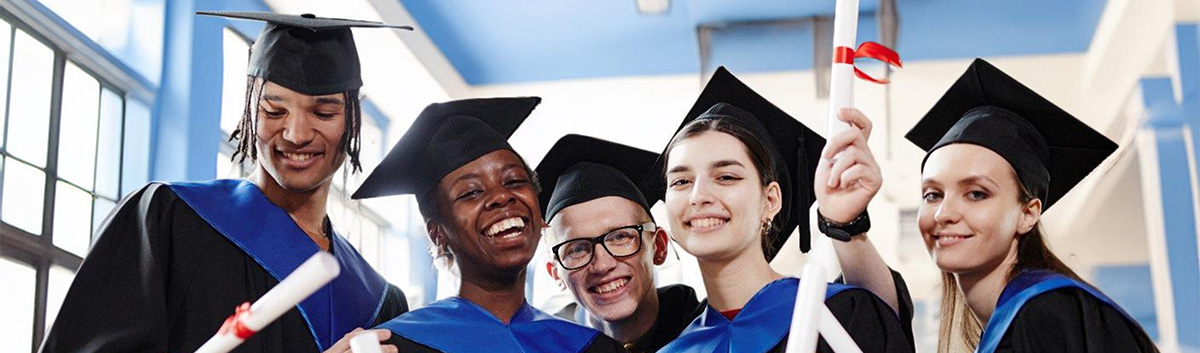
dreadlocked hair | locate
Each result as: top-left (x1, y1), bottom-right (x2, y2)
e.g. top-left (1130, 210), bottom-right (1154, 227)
top-left (229, 76), bottom-right (364, 172)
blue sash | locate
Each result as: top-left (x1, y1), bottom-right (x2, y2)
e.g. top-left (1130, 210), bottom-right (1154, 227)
top-left (658, 277), bottom-right (857, 353)
top-left (378, 297), bottom-right (600, 353)
top-left (975, 269), bottom-right (1137, 353)
top-left (167, 179), bottom-right (388, 351)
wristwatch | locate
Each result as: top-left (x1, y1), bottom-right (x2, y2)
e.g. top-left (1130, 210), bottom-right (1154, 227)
top-left (817, 209), bottom-right (870, 242)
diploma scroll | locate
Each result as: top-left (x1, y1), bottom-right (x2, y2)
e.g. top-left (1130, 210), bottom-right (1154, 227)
top-left (826, 0), bottom-right (902, 138)
top-left (827, 0), bottom-right (860, 137)
top-left (785, 263), bottom-right (863, 353)
top-left (195, 251), bottom-right (341, 353)
top-left (350, 332), bottom-right (385, 353)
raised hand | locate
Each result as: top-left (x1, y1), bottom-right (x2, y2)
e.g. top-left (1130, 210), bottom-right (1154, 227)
top-left (815, 108), bottom-right (883, 223)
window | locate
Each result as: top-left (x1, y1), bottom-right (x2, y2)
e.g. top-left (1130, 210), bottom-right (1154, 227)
top-left (0, 12), bottom-right (150, 352)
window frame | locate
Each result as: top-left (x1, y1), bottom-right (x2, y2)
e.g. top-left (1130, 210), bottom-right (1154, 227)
top-left (0, 5), bottom-right (150, 351)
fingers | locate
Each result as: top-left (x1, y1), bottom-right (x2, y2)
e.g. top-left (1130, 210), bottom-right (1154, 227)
top-left (323, 328), bottom-right (364, 353)
top-left (837, 108), bottom-right (873, 139)
top-left (838, 164), bottom-right (880, 191)
top-left (372, 329), bottom-right (392, 340)
top-left (381, 344), bottom-right (399, 353)
top-left (826, 146), bottom-right (878, 189)
top-left (822, 124), bottom-right (868, 160)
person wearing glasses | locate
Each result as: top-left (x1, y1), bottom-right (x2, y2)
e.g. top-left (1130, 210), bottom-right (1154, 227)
top-left (536, 134), bottom-right (703, 353)
top-left (351, 99), bottom-right (623, 353)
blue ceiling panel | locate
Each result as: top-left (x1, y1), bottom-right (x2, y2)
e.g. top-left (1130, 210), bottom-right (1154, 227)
top-left (399, 0), bottom-right (1108, 85)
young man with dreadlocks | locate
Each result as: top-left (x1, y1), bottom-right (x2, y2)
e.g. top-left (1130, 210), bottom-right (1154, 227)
top-left (42, 13), bottom-right (411, 353)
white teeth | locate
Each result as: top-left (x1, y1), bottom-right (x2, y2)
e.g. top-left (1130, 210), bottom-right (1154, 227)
top-left (485, 217), bottom-right (525, 237)
top-left (282, 152), bottom-right (315, 162)
top-left (690, 217), bottom-right (726, 228)
top-left (595, 278), bottom-right (629, 294)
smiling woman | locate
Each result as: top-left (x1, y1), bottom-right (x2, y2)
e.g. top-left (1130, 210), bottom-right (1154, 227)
top-left (351, 97), bottom-right (624, 353)
top-left (904, 59), bottom-right (1158, 353)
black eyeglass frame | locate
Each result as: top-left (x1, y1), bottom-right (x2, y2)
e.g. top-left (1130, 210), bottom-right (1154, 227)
top-left (550, 222), bottom-right (656, 271)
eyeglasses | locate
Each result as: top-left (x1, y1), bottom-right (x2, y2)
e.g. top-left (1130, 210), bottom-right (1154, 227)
top-left (551, 222), bottom-right (655, 270)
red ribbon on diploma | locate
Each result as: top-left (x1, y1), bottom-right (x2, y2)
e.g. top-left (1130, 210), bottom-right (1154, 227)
top-left (833, 42), bottom-right (902, 84)
top-left (218, 302), bottom-right (258, 339)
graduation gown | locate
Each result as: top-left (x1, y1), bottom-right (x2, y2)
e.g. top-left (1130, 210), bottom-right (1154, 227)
top-left (835, 268), bottom-right (917, 349)
top-left (571, 284), bottom-right (704, 353)
top-left (980, 270), bottom-right (1157, 353)
top-left (658, 277), bottom-right (913, 353)
top-left (378, 297), bottom-right (625, 353)
top-left (40, 180), bottom-right (409, 353)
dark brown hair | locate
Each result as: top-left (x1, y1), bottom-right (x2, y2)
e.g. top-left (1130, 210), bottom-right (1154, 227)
top-left (229, 76), bottom-right (364, 172)
top-left (660, 117), bottom-right (780, 257)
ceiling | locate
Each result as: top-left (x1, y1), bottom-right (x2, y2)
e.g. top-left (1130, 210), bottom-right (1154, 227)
top-left (399, 0), bottom-right (1108, 85)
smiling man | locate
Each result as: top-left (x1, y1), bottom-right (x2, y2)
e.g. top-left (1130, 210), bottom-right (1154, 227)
top-left (41, 12), bottom-right (411, 353)
top-left (536, 134), bottom-right (704, 353)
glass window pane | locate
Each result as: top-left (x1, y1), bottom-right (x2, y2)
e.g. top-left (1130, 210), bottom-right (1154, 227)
top-left (120, 98), bottom-right (150, 195)
top-left (6, 30), bottom-right (55, 167)
top-left (0, 21), bottom-right (12, 148)
top-left (94, 89), bottom-right (123, 199)
top-left (220, 28), bottom-right (250, 135)
top-left (53, 181), bottom-right (93, 257)
top-left (2, 157), bottom-right (46, 235)
top-left (44, 265), bottom-right (76, 333)
top-left (57, 62), bottom-right (101, 189)
top-left (0, 257), bottom-right (35, 353)
top-left (92, 197), bottom-right (116, 241)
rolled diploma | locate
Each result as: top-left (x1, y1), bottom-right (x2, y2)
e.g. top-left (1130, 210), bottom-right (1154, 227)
top-left (350, 331), bottom-right (385, 353)
top-left (195, 251), bottom-right (341, 353)
top-left (827, 0), bottom-right (859, 137)
top-left (820, 305), bottom-right (863, 353)
top-left (786, 264), bottom-right (828, 353)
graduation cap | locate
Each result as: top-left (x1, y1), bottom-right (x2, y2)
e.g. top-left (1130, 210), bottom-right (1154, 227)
top-left (904, 58), bottom-right (1117, 209)
top-left (196, 11), bottom-right (412, 96)
top-left (351, 97), bottom-right (542, 199)
top-left (647, 66), bottom-right (826, 259)
top-left (536, 134), bottom-right (661, 222)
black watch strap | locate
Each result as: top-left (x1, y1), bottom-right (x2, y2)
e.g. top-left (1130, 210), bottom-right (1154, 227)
top-left (817, 209), bottom-right (870, 242)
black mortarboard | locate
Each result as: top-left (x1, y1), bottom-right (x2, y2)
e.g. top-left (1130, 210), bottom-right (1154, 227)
top-left (351, 97), bottom-right (542, 199)
top-left (647, 66), bottom-right (826, 259)
top-left (904, 58), bottom-right (1117, 209)
top-left (536, 134), bottom-right (661, 222)
top-left (196, 11), bottom-right (412, 96)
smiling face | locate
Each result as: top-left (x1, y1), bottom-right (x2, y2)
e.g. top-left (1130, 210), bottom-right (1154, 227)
top-left (664, 131), bottom-right (781, 262)
top-left (918, 143), bottom-right (1039, 276)
top-left (546, 196), bottom-right (667, 322)
top-left (430, 149), bottom-right (543, 280)
top-left (253, 81), bottom-right (348, 192)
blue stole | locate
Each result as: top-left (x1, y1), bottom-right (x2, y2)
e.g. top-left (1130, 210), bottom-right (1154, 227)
top-left (378, 297), bottom-right (600, 353)
top-left (975, 269), bottom-right (1137, 353)
top-left (166, 179), bottom-right (389, 351)
top-left (658, 277), bottom-right (856, 353)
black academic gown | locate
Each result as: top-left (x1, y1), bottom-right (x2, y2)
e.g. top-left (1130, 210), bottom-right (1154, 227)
top-left (836, 269), bottom-right (917, 349)
top-left (659, 278), bottom-right (913, 353)
top-left (378, 297), bottom-right (625, 353)
top-left (40, 181), bottom-right (409, 353)
top-left (571, 284), bottom-right (704, 353)
top-left (980, 270), bottom-right (1158, 353)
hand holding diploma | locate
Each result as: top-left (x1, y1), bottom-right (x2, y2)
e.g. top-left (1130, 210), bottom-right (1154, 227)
top-left (195, 252), bottom-right (341, 353)
top-left (319, 328), bottom-right (396, 353)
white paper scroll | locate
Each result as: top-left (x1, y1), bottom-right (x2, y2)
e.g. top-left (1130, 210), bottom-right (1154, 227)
top-left (785, 264), bottom-right (863, 353)
top-left (827, 0), bottom-right (860, 137)
top-left (195, 251), bottom-right (341, 353)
